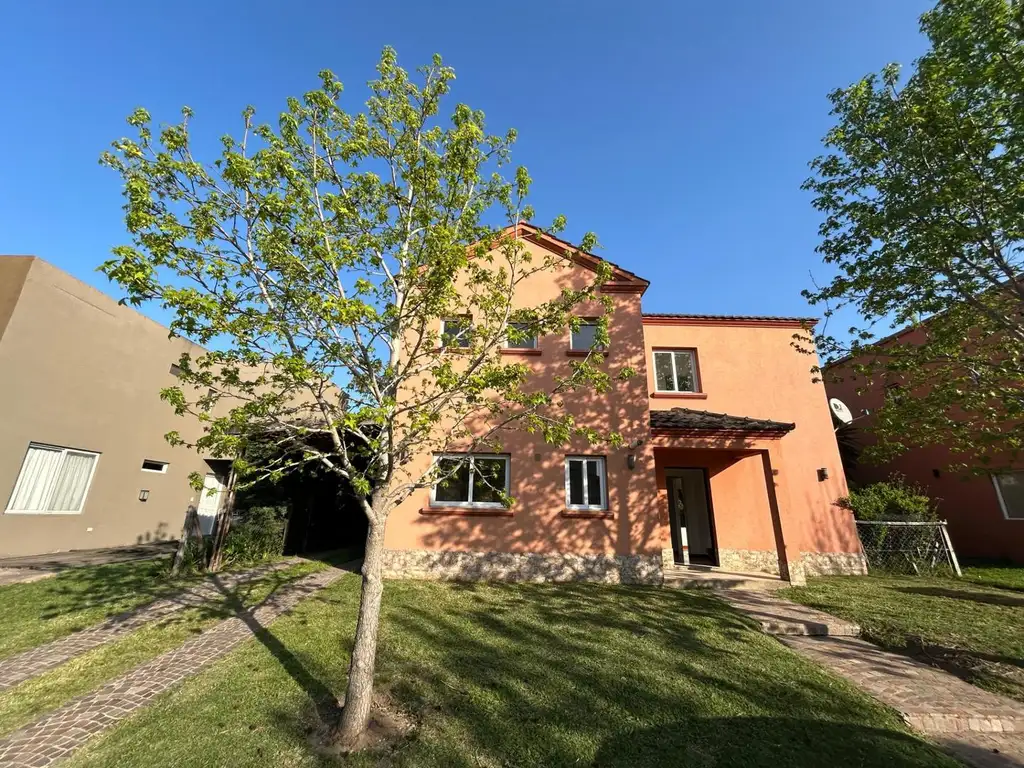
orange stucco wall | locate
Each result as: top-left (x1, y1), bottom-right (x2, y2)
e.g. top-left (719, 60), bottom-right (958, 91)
top-left (385, 239), bottom-right (663, 557)
top-left (643, 320), bottom-right (860, 557)
top-left (827, 353), bottom-right (1024, 563)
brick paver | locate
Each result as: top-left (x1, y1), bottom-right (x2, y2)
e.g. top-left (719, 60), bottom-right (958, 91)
top-left (0, 560), bottom-right (297, 691)
top-left (0, 565), bottom-right (346, 768)
top-left (717, 588), bottom-right (1024, 767)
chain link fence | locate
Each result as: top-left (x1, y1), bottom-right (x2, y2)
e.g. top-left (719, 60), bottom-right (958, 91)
top-left (855, 520), bottom-right (962, 577)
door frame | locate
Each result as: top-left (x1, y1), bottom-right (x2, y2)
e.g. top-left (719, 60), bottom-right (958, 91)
top-left (665, 467), bottom-right (719, 566)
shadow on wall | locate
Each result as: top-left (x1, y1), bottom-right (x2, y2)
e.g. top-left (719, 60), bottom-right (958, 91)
top-left (134, 522), bottom-right (171, 546)
top-left (412, 266), bottom-right (661, 560)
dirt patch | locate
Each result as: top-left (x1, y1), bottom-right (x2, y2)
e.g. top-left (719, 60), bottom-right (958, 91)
top-left (311, 690), bottom-right (417, 755)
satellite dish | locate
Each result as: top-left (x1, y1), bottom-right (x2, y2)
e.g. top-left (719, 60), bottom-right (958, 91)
top-left (829, 398), bottom-right (854, 425)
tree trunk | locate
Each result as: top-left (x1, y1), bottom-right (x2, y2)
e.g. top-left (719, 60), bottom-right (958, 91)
top-left (207, 468), bottom-right (237, 573)
top-left (332, 514), bottom-right (387, 749)
top-left (171, 506), bottom-right (203, 576)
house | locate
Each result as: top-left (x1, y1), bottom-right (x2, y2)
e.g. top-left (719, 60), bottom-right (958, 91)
top-left (382, 225), bottom-right (865, 585)
top-left (0, 256), bottom-right (234, 557)
top-left (825, 324), bottom-right (1024, 564)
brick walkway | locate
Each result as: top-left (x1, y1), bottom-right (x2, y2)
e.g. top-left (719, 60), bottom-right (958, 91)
top-left (0, 565), bottom-right (347, 768)
top-left (0, 560), bottom-right (297, 691)
top-left (719, 589), bottom-right (1024, 768)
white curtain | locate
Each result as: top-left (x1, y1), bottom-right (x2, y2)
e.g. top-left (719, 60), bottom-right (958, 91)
top-left (49, 452), bottom-right (96, 511)
top-left (7, 446), bottom-right (95, 513)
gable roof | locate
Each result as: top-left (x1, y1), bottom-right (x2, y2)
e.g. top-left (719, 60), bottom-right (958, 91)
top-left (507, 222), bottom-right (649, 294)
top-left (650, 407), bottom-right (795, 435)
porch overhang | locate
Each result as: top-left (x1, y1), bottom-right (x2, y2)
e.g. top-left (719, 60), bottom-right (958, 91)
top-left (649, 407), bottom-right (795, 440)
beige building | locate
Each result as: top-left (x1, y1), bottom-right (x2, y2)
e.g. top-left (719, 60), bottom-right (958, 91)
top-left (0, 256), bottom-right (229, 557)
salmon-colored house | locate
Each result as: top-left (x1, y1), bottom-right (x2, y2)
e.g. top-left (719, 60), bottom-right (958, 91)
top-left (382, 225), bottom-right (866, 585)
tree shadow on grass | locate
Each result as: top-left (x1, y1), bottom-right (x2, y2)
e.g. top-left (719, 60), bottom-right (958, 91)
top-left (896, 586), bottom-right (1024, 608)
top-left (593, 717), bottom-right (954, 768)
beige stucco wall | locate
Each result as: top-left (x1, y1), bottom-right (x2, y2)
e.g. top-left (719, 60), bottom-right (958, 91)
top-left (0, 257), bottom-right (217, 557)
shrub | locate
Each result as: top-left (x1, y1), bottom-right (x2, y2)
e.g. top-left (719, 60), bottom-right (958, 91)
top-left (221, 505), bottom-right (288, 566)
top-left (839, 475), bottom-right (936, 521)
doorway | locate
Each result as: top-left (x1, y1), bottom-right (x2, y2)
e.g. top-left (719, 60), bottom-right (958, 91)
top-left (667, 468), bottom-right (717, 566)
top-left (196, 472), bottom-right (227, 536)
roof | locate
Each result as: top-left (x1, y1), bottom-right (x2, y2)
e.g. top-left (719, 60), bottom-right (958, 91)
top-left (509, 222), bottom-right (650, 293)
top-left (642, 313), bottom-right (817, 328)
top-left (650, 407), bottom-right (796, 435)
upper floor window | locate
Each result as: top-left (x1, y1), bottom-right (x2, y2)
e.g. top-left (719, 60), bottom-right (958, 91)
top-left (441, 317), bottom-right (471, 348)
top-left (6, 443), bottom-right (100, 515)
top-left (653, 349), bottom-right (700, 393)
top-left (565, 456), bottom-right (607, 510)
top-left (505, 322), bottom-right (537, 350)
top-left (571, 320), bottom-right (600, 351)
top-left (992, 472), bottom-right (1024, 520)
top-left (431, 454), bottom-right (509, 508)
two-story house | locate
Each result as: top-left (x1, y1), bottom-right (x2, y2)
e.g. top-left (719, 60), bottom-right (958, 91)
top-left (381, 224), bottom-right (865, 585)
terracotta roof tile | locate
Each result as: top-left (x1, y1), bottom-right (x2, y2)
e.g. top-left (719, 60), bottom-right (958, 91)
top-left (650, 407), bottom-right (795, 434)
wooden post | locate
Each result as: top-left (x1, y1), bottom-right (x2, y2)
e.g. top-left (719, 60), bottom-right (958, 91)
top-left (171, 505), bottom-right (203, 576)
top-left (208, 468), bottom-right (238, 573)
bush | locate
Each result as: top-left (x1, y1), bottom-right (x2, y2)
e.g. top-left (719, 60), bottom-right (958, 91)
top-left (221, 505), bottom-right (288, 566)
top-left (839, 475), bottom-right (936, 521)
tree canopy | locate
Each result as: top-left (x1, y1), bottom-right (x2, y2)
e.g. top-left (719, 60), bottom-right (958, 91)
top-left (804, 0), bottom-right (1024, 468)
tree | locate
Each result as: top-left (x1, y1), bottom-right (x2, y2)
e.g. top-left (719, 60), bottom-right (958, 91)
top-left (100, 49), bottom-right (627, 749)
top-left (803, 0), bottom-right (1024, 470)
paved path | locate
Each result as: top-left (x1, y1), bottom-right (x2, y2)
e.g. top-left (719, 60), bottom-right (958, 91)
top-left (0, 564), bottom-right (348, 768)
top-left (0, 561), bottom-right (297, 691)
top-left (719, 589), bottom-right (1024, 768)
top-left (0, 544), bottom-right (177, 587)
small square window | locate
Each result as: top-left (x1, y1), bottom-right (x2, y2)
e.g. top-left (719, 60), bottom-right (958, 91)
top-left (441, 318), bottom-right (471, 348)
top-left (571, 320), bottom-right (600, 351)
top-left (565, 456), bottom-right (607, 510)
top-left (652, 349), bottom-right (699, 393)
top-left (992, 472), bottom-right (1024, 520)
top-left (169, 364), bottom-right (182, 377)
top-left (505, 322), bottom-right (537, 349)
top-left (141, 460), bottom-right (169, 473)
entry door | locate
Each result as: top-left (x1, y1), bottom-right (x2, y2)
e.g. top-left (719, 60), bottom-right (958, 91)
top-left (668, 470), bottom-right (715, 563)
top-left (196, 473), bottom-right (226, 535)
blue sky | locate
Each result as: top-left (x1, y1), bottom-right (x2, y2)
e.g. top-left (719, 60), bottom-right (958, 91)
top-left (0, 0), bottom-right (932, 327)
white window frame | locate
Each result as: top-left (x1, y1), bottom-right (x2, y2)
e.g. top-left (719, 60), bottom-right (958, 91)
top-left (991, 472), bottom-right (1024, 521)
top-left (441, 317), bottom-right (472, 348)
top-left (570, 319), bottom-right (601, 351)
top-left (504, 322), bottom-right (538, 350)
top-left (564, 456), bottom-right (608, 511)
top-left (652, 349), bottom-right (700, 393)
top-left (5, 443), bottom-right (100, 515)
top-left (141, 460), bottom-right (169, 474)
top-left (429, 453), bottom-right (510, 508)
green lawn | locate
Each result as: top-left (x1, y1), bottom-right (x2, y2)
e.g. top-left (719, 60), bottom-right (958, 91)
top-left (783, 566), bottom-right (1024, 703)
top-left (64, 576), bottom-right (955, 768)
top-left (0, 561), bottom-right (324, 739)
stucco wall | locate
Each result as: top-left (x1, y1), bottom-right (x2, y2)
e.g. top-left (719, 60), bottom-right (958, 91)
top-left (0, 258), bottom-right (217, 557)
top-left (384, 238), bottom-right (664, 558)
top-left (643, 319), bottom-right (860, 557)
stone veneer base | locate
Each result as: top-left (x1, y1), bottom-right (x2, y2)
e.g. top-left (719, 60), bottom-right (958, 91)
top-left (716, 548), bottom-right (782, 576)
top-left (801, 551), bottom-right (869, 577)
top-left (382, 549), bottom-right (663, 585)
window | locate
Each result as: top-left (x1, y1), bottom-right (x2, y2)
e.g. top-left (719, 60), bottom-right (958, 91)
top-left (441, 317), bottom-right (472, 348)
top-left (141, 460), bottom-right (168, 473)
top-left (505, 322), bottom-right (537, 350)
top-left (652, 349), bottom-right (699, 393)
top-left (168, 364), bottom-right (182, 377)
top-left (565, 456), bottom-right (607, 510)
top-left (6, 444), bottom-right (99, 514)
top-left (992, 472), bottom-right (1024, 520)
top-left (571, 320), bottom-right (600, 351)
top-left (430, 454), bottom-right (509, 508)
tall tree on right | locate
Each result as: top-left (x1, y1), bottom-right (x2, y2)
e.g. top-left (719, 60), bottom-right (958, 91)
top-left (804, 0), bottom-right (1024, 470)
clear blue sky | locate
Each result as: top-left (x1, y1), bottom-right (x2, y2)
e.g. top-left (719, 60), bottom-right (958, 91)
top-left (0, 0), bottom-right (932, 323)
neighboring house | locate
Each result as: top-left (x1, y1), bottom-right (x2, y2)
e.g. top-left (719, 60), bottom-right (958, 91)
top-left (825, 324), bottom-right (1024, 564)
top-left (0, 256), bottom-right (233, 557)
top-left (382, 224), bottom-right (864, 585)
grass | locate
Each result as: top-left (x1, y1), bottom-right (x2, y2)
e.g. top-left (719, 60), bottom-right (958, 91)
top-left (783, 565), bottom-right (1024, 703)
top-left (0, 561), bottom-right (325, 738)
top-left (64, 576), bottom-right (956, 768)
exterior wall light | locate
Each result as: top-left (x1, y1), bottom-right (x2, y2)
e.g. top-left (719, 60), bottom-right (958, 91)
top-left (139, 489), bottom-right (150, 502)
